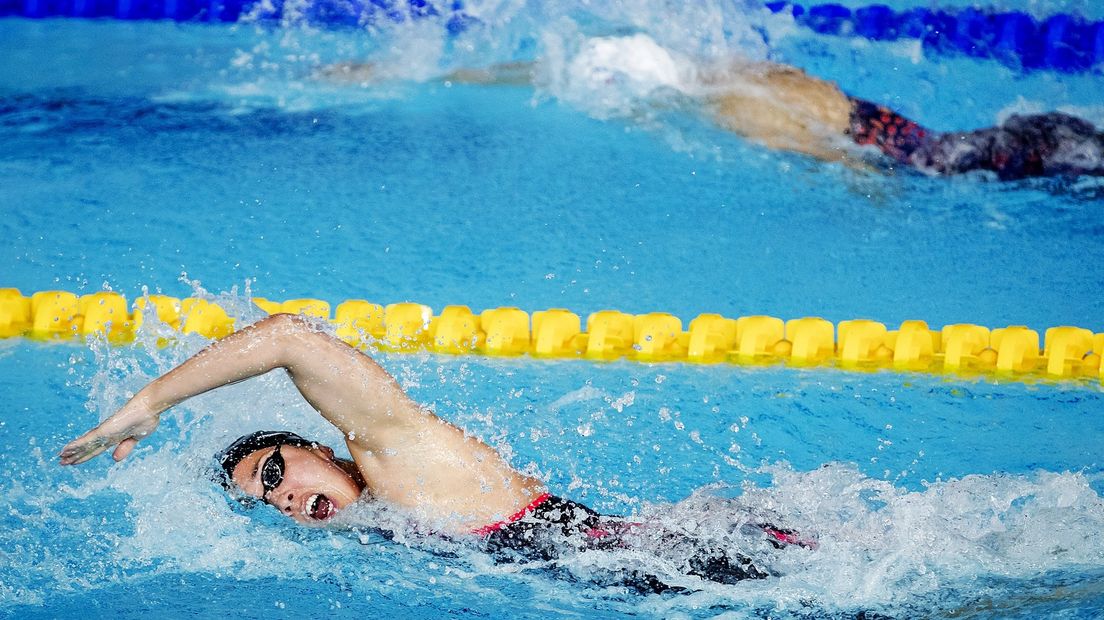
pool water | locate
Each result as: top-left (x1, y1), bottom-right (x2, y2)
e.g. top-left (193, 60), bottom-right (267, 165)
top-left (2, 1), bottom-right (1104, 617)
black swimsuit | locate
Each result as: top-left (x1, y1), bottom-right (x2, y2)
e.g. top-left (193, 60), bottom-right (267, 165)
top-left (478, 494), bottom-right (810, 592)
top-left (848, 98), bottom-right (1104, 180)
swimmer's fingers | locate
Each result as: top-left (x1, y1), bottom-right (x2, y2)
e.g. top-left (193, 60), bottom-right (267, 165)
top-left (60, 432), bottom-right (138, 465)
top-left (112, 438), bottom-right (139, 462)
top-left (58, 433), bottom-right (113, 465)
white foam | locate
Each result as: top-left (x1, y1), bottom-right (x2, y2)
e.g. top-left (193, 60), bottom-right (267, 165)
top-left (567, 34), bottom-right (695, 96)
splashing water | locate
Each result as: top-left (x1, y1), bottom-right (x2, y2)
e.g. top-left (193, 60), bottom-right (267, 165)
top-left (3, 1), bottom-right (1104, 615)
top-left (195, 0), bottom-right (776, 120)
top-left (4, 289), bottom-right (1104, 618)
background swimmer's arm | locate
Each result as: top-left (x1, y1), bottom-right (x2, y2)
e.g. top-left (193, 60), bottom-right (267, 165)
top-left (444, 62), bottom-right (534, 85)
top-left (59, 313), bottom-right (425, 465)
top-left (313, 61), bottom-right (534, 86)
top-left (316, 55), bottom-right (856, 162)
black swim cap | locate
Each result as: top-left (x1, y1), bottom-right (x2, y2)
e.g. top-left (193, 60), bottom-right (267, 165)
top-left (215, 430), bottom-right (317, 490)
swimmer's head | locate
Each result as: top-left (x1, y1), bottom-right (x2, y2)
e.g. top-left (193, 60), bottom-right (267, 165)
top-left (216, 430), bottom-right (364, 524)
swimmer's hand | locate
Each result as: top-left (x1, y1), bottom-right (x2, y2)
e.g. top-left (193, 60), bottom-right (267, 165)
top-left (59, 398), bottom-right (160, 465)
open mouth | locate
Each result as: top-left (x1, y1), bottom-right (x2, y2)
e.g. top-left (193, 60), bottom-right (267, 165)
top-left (307, 494), bottom-right (336, 521)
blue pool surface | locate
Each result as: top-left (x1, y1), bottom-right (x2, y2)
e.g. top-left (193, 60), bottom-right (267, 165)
top-left (2, 2), bottom-right (1104, 617)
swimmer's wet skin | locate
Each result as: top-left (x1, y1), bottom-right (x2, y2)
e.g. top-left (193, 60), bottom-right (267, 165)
top-left (696, 58), bottom-right (1104, 179)
top-left (59, 313), bottom-right (812, 591)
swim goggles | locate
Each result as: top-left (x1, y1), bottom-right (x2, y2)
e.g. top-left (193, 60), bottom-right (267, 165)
top-left (259, 444), bottom-right (286, 502)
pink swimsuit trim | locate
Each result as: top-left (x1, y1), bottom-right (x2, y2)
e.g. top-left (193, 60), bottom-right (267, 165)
top-left (761, 525), bottom-right (819, 549)
top-left (472, 492), bottom-right (553, 536)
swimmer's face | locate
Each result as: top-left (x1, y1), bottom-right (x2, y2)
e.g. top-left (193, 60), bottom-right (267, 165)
top-left (230, 443), bottom-right (361, 524)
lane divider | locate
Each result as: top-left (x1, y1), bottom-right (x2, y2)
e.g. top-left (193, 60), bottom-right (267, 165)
top-left (4, 0), bottom-right (1099, 74)
top-left (2, 288), bottom-right (1101, 382)
top-left (765, 3), bottom-right (1104, 73)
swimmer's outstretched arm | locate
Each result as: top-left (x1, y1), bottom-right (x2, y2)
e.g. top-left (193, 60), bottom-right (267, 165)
top-left (314, 48), bottom-right (864, 166)
top-left (59, 313), bottom-right (423, 465)
top-left (316, 55), bottom-right (855, 162)
top-left (60, 313), bottom-right (544, 525)
top-left (313, 61), bottom-right (533, 86)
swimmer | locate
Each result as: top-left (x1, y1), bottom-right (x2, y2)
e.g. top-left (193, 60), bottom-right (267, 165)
top-left (59, 313), bottom-right (810, 591)
top-left (321, 34), bottom-right (1104, 180)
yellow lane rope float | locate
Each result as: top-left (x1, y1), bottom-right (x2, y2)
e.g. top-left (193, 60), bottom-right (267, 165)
top-left (2, 288), bottom-right (1102, 383)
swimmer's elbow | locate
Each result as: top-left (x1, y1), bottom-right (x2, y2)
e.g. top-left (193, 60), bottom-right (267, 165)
top-left (257, 311), bottom-right (369, 372)
top-left (253, 312), bottom-right (328, 364)
top-left (263, 312), bottom-right (313, 331)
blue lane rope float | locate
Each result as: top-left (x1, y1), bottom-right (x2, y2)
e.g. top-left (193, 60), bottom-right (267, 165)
top-left (0, 0), bottom-right (477, 34)
top-left (2, 287), bottom-right (1103, 384)
top-left (764, 2), bottom-right (1104, 73)
top-left (1, 0), bottom-right (1100, 73)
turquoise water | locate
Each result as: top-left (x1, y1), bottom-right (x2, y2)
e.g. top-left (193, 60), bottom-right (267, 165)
top-left (2, 2), bottom-right (1104, 617)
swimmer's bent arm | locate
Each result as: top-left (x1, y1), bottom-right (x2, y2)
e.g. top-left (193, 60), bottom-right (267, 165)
top-left (60, 314), bottom-right (544, 521)
top-left (59, 313), bottom-right (425, 465)
top-left (62, 311), bottom-right (545, 518)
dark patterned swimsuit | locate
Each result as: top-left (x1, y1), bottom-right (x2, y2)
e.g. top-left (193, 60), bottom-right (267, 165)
top-left (848, 98), bottom-right (1104, 180)
top-left (477, 494), bottom-right (813, 593)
